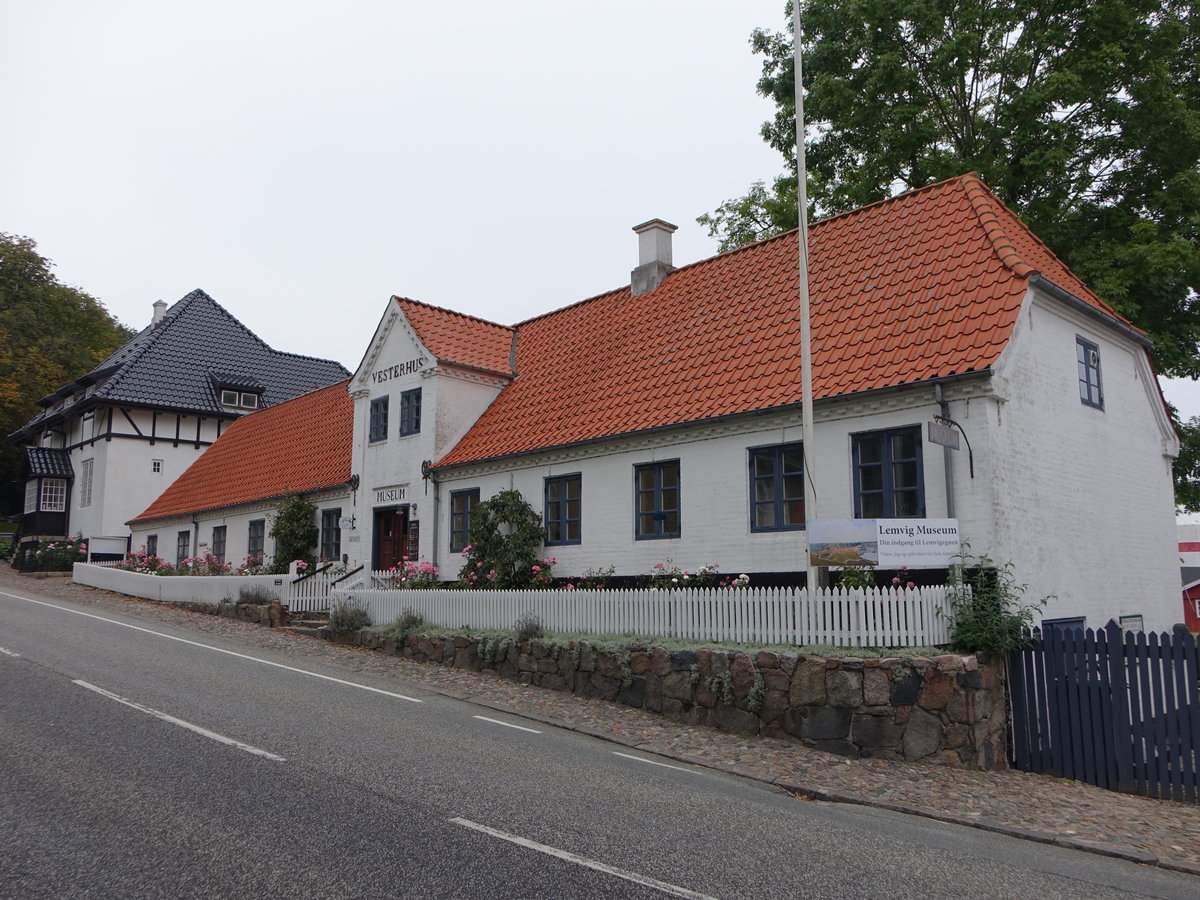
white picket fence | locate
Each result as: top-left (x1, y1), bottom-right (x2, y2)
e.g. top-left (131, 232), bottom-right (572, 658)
top-left (331, 579), bottom-right (953, 649)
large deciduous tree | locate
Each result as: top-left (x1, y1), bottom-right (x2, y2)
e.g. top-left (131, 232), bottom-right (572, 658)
top-left (701, 0), bottom-right (1200, 379)
top-left (0, 234), bottom-right (133, 514)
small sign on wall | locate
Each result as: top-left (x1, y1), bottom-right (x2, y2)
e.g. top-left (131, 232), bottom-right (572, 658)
top-left (809, 519), bottom-right (961, 569)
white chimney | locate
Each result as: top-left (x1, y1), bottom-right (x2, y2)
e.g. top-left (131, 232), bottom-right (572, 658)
top-left (631, 218), bottom-right (677, 296)
top-left (152, 299), bottom-right (167, 326)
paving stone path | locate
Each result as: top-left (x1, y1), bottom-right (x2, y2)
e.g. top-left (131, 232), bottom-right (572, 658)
top-left (4, 567), bottom-right (1197, 876)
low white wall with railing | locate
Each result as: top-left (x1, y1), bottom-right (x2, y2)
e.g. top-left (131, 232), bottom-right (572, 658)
top-left (73, 562), bottom-right (288, 605)
top-left (331, 579), bottom-right (953, 648)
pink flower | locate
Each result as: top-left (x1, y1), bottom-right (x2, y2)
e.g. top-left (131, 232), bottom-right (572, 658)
top-left (566, 583), bottom-right (575, 590)
top-left (531, 565), bottom-right (540, 573)
top-left (906, 581), bottom-right (916, 589)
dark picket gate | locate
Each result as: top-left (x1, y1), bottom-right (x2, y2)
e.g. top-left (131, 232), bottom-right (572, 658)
top-left (1008, 621), bottom-right (1200, 803)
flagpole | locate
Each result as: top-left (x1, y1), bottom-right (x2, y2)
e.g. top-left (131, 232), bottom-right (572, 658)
top-left (793, 2), bottom-right (820, 592)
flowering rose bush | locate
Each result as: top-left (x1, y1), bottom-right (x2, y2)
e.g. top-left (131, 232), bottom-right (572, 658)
top-left (176, 553), bottom-right (232, 576)
top-left (32, 535), bottom-right (88, 571)
top-left (455, 490), bottom-right (549, 589)
top-left (236, 554), bottom-right (270, 575)
top-left (118, 547), bottom-right (173, 575)
top-left (389, 557), bottom-right (442, 589)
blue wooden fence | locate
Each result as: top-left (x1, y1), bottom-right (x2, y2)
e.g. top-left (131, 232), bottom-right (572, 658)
top-left (1008, 621), bottom-right (1200, 803)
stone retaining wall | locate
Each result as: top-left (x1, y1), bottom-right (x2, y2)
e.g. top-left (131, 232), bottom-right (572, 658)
top-left (335, 629), bottom-right (1008, 770)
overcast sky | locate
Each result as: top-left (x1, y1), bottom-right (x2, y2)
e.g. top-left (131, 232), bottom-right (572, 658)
top-left (5, 0), bottom-right (1198, 419)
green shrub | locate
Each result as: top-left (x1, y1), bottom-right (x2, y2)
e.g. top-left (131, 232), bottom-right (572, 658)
top-left (837, 565), bottom-right (876, 590)
top-left (268, 496), bottom-right (318, 574)
top-left (457, 489), bottom-right (548, 588)
top-left (238, 586), bottom-right (277, 605)
top-left (514, 613), bottom-right (545, 643)
top-left (330, 597), bottom-right (371, 631)
top-left (945, 549), bottom-right (1046, 654)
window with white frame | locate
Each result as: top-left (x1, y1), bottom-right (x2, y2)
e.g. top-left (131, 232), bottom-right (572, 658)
top-left (220, 389), bottom-right (261, 411)
top-left (40, 479), bottom-right (67, 512)
top-left (24, 481), bottom-right (38, 514)
top-left (79, 459), bottom-right (94, 508)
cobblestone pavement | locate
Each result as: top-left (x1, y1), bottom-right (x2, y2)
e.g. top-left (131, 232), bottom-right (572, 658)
top-left (4, 568), bottom-right (1198, 876)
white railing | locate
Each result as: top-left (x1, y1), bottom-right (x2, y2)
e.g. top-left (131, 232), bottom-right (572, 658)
top-left (331, 581), bottom-right (953, 649)
top-left (285, 566), bottom-right (357, 613)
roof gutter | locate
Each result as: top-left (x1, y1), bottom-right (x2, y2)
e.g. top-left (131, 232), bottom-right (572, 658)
top-left (1030, 275), bottom-right (1152, 349)
top-left (430, 369), bottom-right (992, 475)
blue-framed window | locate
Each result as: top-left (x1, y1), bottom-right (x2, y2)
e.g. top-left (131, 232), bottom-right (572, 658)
top-left (545, 474), bottom-right (581, 545)
top-left (146, 534), bottom-right (158, 558)
top-left (320, 508), bottom-right (341, 561)
top-left (1077, 336), bottom-right (1103, 409)
top-left (211, 525), bottom-right (227, 563)
top-left (369, 396), bottom-right (389, 442)
top-left (248, 519), bottom-right (265, 559)
top-left (635, 460), bottom-right (680, 539)
top-left (399, 388), bottom-right (422, 436)
top-left (176, 530), bottom-right (191, 565)
top-left (853, 426), bottom-right (924, 518)
top-left (449, 488), bottom-right (479, 552)
top-left (749, 443), bottom-right (805, 531)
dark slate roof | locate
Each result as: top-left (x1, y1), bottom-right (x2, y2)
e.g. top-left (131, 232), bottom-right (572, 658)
top-left (14, 290), bottom-right (349, 437)
top-left (25, 447), bottom-right (73, 478)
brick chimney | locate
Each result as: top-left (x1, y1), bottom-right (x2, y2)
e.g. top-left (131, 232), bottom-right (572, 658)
top-left (631, 218), bottom-right (677, 296)
top-left (152, 299), bottom-right (168, 327)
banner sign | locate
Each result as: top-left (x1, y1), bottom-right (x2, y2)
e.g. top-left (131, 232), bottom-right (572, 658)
top-left (808, 518), bottom-right (960, 569)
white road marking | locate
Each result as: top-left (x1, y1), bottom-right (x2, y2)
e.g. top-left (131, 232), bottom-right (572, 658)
top-left (612, 751), bottom-right (698, 774)
top-left (74, 679), bottom-right (286, 761)
top-left (0, 646), bottom-right (20, 658)
top-left (2, 591), bottom-right (423, 704)
top-left (450, 817), bottom-right (721, 900)
top-left (472, 715), bottom-right (542, 734)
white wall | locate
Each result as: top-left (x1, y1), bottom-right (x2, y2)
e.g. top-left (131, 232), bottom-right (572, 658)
top-left (428, 383), bottom-right (988, 584)
top-left (347, 305), bottom-right (506, 570)
top-left (70, 407), bottom-right (226, 539)
top-left (74, 562), bottom-right (287, 604)
top-left (988, 289), bottom-right (1180, 631)
top-left (130, 488), bottom-right (351, 569)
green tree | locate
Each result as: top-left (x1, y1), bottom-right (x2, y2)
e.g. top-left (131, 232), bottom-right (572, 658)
top-left (457, 489), bottom-right (547, 588)
top-left (268, 495), bottom-right (319, 573)
top-left (701, 0), bottom-right (1200, 379)
top-left (0, 234), bottom-right (133, 514)
top-left (1173, 413), bottom-right (1200, 512)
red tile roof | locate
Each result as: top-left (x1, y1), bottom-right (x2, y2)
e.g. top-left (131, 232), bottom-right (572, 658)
top-left (436, 174), bottom-right (1133, 467)
top-left (396, 297), bottom-right (514, 375)
top-left (129, 380), bottom-right (352, 523)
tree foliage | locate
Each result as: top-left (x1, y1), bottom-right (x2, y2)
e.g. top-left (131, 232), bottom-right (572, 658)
top-left (1172, 414), bottom-right (1200, 512)
top-left (0, 234), bottom-right (133, 514)
top-left (701, 0), bottom-right (1200, 379)
top-left (268, 495), bottom-right (319, 573)
top-left (457, 489), bottom-right (547, 589)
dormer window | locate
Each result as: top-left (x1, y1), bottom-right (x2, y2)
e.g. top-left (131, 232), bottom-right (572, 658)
top-left (220, 389), bottom-right (260, 410)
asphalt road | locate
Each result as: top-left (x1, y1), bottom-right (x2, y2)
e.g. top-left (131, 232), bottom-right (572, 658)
top-left (2, 584), bottom-right (1196, 899)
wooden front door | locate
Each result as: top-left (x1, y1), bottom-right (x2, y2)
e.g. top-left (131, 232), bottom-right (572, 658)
top-left (374, 508), bottom-right (408, 570)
